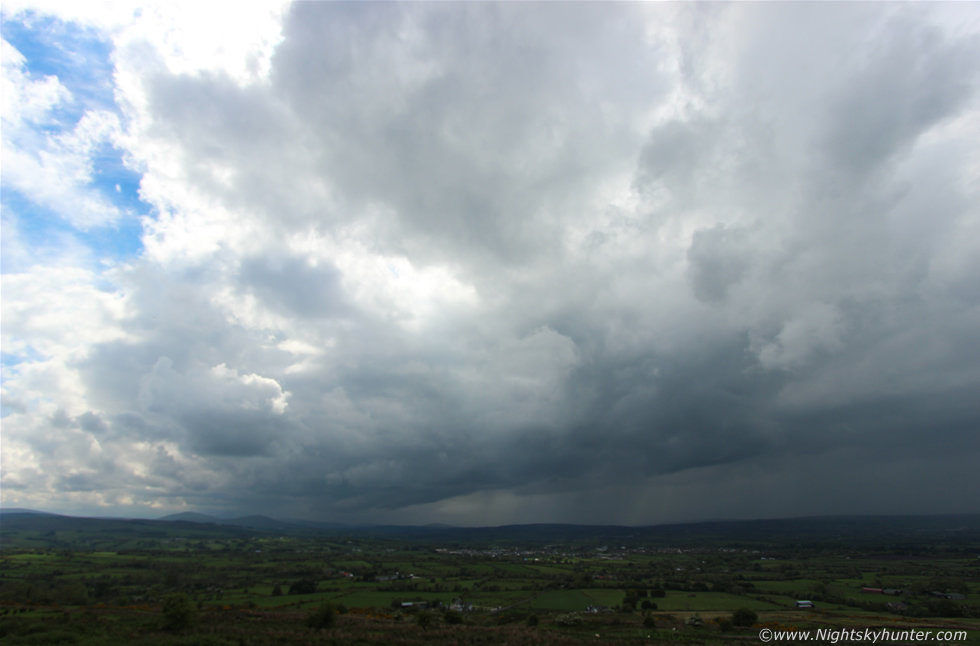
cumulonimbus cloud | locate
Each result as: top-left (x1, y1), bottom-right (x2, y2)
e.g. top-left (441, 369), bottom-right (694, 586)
top-left (2, 1), bottom-right (979, 524)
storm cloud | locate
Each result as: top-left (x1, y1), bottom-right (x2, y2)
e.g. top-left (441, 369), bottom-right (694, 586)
top-left (2, 2), bottom-right (979, 525)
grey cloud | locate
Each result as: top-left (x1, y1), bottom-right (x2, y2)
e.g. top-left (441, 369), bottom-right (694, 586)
top-left (77, 411), bottom-right (109, 434)
top-left (818, 18), bottom-right (979, 183)
top-left (687, 225), bottom-right (752, 303)
top-left (635, 118), bottom-right (721, 201)
top-left (239, 256), bottom-right (350, 320)
top-left (137, 357), bottom-right (291, 457)
top-left (268, 1), bottom-right (667, 265)
top-left (144, 71), bottom-right (316, 225)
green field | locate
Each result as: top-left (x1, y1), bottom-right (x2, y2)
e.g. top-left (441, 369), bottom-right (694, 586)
top-left (654, 591), bottom-right (787, 611)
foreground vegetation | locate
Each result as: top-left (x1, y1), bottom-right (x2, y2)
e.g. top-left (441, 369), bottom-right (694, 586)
top-left (1, 514), bottom-right (978, 644)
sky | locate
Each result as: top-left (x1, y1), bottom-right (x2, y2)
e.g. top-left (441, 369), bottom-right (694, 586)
top-left (2, 1), bottom-right (979, 527)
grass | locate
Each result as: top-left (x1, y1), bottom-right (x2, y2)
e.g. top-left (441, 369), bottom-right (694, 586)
top-left (581, 588), bottom-right (625, 606)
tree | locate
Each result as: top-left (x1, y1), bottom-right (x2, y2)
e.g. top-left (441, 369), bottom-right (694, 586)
top-left (289, 580), bottom-right (318, 595)
top-left (161, 592), bottom-right (196, 631)
top-left (732, 608), bottom-right (758, 627)
top-left (271, 584), bottom-right (282, 597)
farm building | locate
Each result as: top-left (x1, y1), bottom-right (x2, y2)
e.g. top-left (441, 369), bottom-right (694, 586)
top-left (929, 592), bottom-right (966, 600)
top-left (450, 597), bottom-right (473, 612)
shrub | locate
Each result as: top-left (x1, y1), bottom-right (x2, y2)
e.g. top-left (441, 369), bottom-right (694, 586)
top-left (686, 613), bottom-right (705, 627)
top-left (415, 610), bottom-right (433, 630)
top-left (444, 609), bottom-right (463, 625)
top-left (161, 592), bottom-right (196, 631)
top-left (306, 602), bottom-right (336, 630)
top-left (641, 600), bottom-right (657, 610)
top-left (643, 615), bottom-right (657, 628)
top-left (732, 607), bottom-right (758, 627)
top-left (526, 614), bottom-right (539, 627)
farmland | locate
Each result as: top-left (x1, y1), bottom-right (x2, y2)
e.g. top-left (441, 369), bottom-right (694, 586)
top-left (1, 513), bottom-right (979, 644)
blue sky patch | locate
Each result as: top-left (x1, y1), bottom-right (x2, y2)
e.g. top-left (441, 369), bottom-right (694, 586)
top-left (2, 12), bottom-right (117, 120)
top-left (88, 139), bottom-right (149, 215)
top-left (2, 12), bottom-right (149, 268)
top-left (1, 188), bottom-right (145, 272)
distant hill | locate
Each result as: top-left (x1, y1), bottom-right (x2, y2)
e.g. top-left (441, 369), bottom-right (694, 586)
top-left (4, 510), bottom-right (979, 551)
top-left (158, 512), bottom-right (222, 523)
top-left (157, 513), bottom-right (332, 532)
top-left (0, 508), bottom-right (62, 516)
top-left (0, 513), bottom-right (259, 550)
top-left (280, 518), bottom-right (354, 530)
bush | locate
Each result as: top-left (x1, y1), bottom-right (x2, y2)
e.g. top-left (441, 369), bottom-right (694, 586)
top-left (554, 612), bottom-right (584, 626)
top-left (641, 600), bottom-right (657, 610)
top-left (289, 580), bottom-right (318, 595)
top-left (686, 613), bottom-right (705, 628)
top-left (720, 620), bottom-right (734, 632)
top-left (306, 602), bottom-right (336, 630)
top-left (732, 607), bottom-right (758, 627)
top-left (162, 592), bottom-right (196, 631)
top-left (643, 615), bottom-right (657, 628)
top-left (158, 637), bottom-right (236, 646)
top-left (444, 609), bottom-right (463, 625)
top-left (415, 610), bottom-right (433, 630)
top-left (526, 614), bottom-right (539, 627)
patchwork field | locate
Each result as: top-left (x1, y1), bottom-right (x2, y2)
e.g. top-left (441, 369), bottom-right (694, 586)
top-left (2, 513), bottom-right (979, 644)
